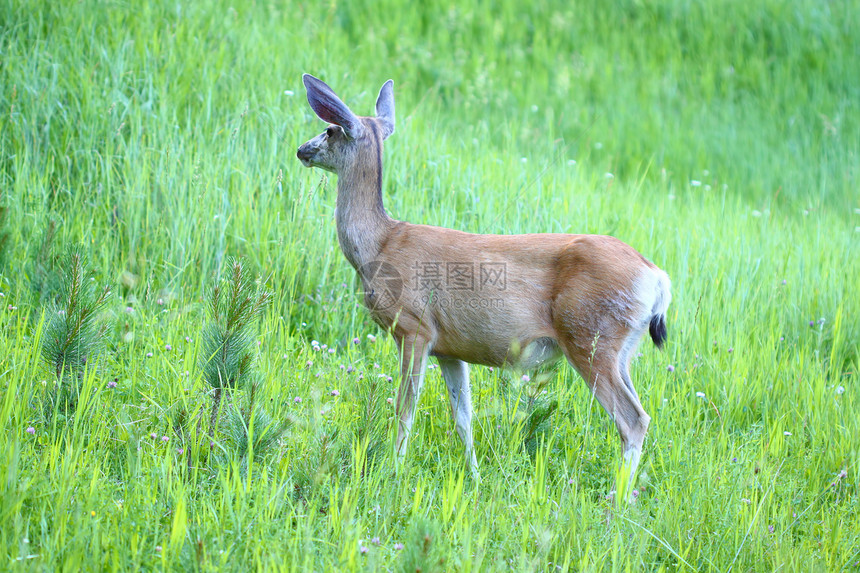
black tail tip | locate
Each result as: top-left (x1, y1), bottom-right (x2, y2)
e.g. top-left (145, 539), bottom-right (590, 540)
top-left (649, 315), bottom-right (668, 349)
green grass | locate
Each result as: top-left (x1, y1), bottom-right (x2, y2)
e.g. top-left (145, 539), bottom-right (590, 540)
top-left (1, 0), bottom-right (858, 570)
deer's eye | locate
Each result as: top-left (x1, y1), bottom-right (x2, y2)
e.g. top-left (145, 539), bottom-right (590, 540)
top-left (326, 126), bottom-right (338, 138)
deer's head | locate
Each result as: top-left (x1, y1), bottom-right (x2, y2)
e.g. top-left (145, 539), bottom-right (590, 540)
top-left (297, 74), bottom-right (395, 174)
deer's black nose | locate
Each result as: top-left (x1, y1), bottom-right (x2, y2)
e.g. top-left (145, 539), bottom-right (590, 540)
top-left (296, 145), bottom-right (315, 167)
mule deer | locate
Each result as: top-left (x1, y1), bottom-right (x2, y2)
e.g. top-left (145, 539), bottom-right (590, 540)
top-left (296, 74), bottom-right (671, 497)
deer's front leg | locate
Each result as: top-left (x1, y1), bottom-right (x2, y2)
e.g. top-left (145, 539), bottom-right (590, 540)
top-left (394, 336), bottom-right (430, 467)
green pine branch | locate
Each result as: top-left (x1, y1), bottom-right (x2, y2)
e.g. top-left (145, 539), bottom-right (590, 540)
top-left (200, 258), bottom-right (271, 393)
top-left (40, 250), bottom-right (111, 383)
top-left (200, 257), bottom-right (271, 437)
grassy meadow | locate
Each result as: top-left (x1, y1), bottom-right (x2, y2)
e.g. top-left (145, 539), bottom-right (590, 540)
top-left (1, 0), bottom-right (859, 570)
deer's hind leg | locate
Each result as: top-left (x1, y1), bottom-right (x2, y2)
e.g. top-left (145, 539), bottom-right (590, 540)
top-left (438, 356), bottom-right (479, 479)
top-left (568, 346), bottom-right (650, 498)
top-left (554, 312), bottom-right (651, 500)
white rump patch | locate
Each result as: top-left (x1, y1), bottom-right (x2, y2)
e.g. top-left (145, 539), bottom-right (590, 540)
top-left (632, 268), bottom-right (672, 326)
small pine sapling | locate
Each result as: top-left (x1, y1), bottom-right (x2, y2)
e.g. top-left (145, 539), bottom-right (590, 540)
top-left (199, 258), bottom-right (271, 436)
top-left (40, 250), bottom-right (111, 416)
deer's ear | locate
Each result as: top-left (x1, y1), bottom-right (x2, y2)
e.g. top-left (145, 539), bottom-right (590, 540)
top-left (303, 74), bottom-right (364, 139)
top-left (375, 80), bottom-right (395, 140)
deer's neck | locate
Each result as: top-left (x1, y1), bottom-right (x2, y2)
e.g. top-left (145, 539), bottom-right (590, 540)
top-left (335, 147), bottom-right (395, 271)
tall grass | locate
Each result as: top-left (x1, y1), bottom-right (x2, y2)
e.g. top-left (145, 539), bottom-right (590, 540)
top-left (1, 0), bottom-right (857, 570)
